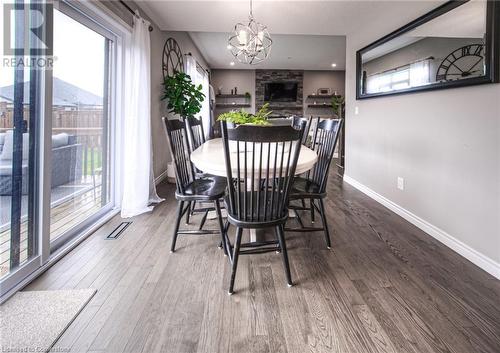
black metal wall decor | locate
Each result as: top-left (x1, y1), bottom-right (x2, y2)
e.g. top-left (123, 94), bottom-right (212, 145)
top-left (436, 44), bottom-right (485, 82)
top-left (162, 38), bottom-right (184, 80)
top-left (356, 0), bottom-right (500, 99)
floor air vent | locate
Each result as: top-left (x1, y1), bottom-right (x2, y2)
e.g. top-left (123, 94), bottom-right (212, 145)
top-left (106, 221), bottom-right (132, 240)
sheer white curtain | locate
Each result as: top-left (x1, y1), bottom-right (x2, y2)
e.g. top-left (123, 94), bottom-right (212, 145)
top-left (121, 13), bottom-right (163, 218)
top-left (185, 55), bottom-right (210, 138)
top-left (410, 59), bottom-right (431, 87)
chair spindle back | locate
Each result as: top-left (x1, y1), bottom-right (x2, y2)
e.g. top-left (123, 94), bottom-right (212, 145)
top-left (292, 116), bottom-right (313, 146)
top-left (221, 121), bottom-right (305, 224)
top-left (185, 116), bottom-right (206, 151)
top-left (307, 118), bottom-right (343, 194)
top-left (162, 117), bottom-right (195, 195)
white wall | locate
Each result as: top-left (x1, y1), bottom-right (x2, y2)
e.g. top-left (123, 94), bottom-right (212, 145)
top-left (344, 30), bottom-right (500, 276)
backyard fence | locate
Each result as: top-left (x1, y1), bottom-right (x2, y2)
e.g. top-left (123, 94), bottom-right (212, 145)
top-left (0, 103), bottom-right (104, 178)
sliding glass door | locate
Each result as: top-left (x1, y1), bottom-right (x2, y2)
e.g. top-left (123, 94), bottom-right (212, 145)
top-left (1, 0), bottom-right (122, 297)
top-left (49, 5), bottom-right (113, 250)
top-left (0, 0), bottom-right (43, 288)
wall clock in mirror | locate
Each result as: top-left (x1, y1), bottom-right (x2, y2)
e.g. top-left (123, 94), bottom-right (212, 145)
top-left (436, 44), bottom-right (485, 82)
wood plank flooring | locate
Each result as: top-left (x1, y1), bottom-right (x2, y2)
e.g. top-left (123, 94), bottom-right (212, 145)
top-left (0, 185), bottom-right (101, 277)
top-left (25, 175), bottom-right (500, 353)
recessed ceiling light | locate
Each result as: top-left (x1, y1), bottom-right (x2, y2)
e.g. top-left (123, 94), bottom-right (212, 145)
top-left (230, 61), bottom-right (235, 66)
top-left (226, 44), bottom-right (232, 50)
top-left (331, 63), bottom-right (337, 68)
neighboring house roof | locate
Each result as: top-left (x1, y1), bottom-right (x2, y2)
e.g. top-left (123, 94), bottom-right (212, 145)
top-left (0, 78), bottom-right (103, 107)
top-left (0, 96), bottom-right (12, 104)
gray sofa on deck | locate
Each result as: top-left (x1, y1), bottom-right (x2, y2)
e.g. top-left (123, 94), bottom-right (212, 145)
top-left (0, 131), bottom-right (83, 195)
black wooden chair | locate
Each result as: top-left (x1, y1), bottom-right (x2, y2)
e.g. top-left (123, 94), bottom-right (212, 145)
top-left (292, 116), bottom-right (313, 146)
top-left (185, 116), bottom-right (210, 221)
top-left (185, 116), bottom-right (205, 151)
top-left (220, 121), bottom-right (305, 294)
top-left (186, 116), bottom-right (228, 220)
top-left (285, 118), bottom-right (343, 249)
top-left (162, 117), bottom-right (227, 254)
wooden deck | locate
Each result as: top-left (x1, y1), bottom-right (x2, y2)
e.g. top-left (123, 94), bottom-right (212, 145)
top-left (0, 185), bottom-right (102, 278)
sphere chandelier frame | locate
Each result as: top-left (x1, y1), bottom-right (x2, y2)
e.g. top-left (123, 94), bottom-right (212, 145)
top-left (227, 0), bottom-right (272, 65)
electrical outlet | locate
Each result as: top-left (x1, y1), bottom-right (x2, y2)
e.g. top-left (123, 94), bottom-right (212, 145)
top-left (397, 177), bottom-right (404, 190)
top-left (355, 106), bottom-right (359, 115)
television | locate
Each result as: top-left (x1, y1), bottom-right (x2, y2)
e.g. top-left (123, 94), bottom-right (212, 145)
top-left (264, 82), bottom-right (298, 102)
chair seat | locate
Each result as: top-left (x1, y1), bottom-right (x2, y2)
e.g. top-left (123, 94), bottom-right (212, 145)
top-left (289, 177), bottom-right (324, 199)
top-left (176, 175), bottom-right (226, 201)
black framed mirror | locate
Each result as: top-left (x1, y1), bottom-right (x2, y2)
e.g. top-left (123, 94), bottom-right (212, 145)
top-left (356, 0), bottom-right (499, 99)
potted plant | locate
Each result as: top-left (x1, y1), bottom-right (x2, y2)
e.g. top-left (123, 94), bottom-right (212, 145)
top-left (217, 103), bottom-right (273, 151)
top-left (217, 103), bottom-right (271, 126)
top-left (161, 71), bottom-right (205, 119)
top-left (331, 94), bottom-right (345, 119)
top-left (162, 72), bottom-right (205, 183)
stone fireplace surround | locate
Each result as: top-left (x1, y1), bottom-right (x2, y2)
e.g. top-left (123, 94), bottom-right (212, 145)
top-left (255, 70), bottom-right (304, 117)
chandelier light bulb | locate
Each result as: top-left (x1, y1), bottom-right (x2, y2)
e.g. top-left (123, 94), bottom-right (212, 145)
top-left (238, 30), bottom-right (248, 46)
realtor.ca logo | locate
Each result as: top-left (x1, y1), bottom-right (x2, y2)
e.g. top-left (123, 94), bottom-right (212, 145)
top-left (3, 2), bottom-right (53, 67)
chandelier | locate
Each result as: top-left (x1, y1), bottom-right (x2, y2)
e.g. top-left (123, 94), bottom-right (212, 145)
top-left (228, 0), bottom-right (272, 65)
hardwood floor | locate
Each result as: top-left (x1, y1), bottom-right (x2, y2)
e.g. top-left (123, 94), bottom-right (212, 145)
top-left (26, 175), bottom-right (500, 353)
top-left (1, 184), bottom-right (102, 278)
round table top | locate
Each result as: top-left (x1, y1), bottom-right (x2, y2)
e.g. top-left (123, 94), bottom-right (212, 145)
top-left (190, 138), bottom-right (318, 177)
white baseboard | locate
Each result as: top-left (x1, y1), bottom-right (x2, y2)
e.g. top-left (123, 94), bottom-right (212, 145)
top-left (155, 170), bottom-right (168, 186)
top-left (343, 175), bottom-right (500, 280)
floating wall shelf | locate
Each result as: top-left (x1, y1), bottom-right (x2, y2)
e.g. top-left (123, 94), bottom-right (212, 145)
top-left (306, 94), bottom-right (340, 99)
top-left (216, 94), bottom-right (247, 99)
top-left (307, 104), bottom-right (333, 108)
top-left (267, 105), bottom-right (303, 110)
top-left (215, 103), bottom-right (251, 108)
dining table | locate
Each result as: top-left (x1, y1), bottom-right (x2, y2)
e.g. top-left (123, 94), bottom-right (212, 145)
top-left (190, 138), bottom-right (318, 242)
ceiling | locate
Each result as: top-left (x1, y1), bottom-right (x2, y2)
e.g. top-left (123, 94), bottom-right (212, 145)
top-left (406, 1), bottom-right (486, 39)
top-left (138, 0), bottom-right (445, 70)
top-left (190, 32), bottom-right (346, 70)
top-left (362, 36), bottom-right (422, 63)
top-left (361, 1), bottom-right (486, 63)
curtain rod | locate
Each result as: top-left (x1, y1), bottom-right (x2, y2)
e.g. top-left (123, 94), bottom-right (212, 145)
top-left (368, 56), bottom-right (435, 77)
top-left (185, 53), bottom-right (210, 74)
top-left (119, 0), bottom-right (153, 32)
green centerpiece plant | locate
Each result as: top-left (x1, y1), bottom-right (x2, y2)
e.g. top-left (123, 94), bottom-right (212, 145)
top-left (217, 103), bottom-right (272, 126)
top-left (161, 72), bottom-right (205, 118)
